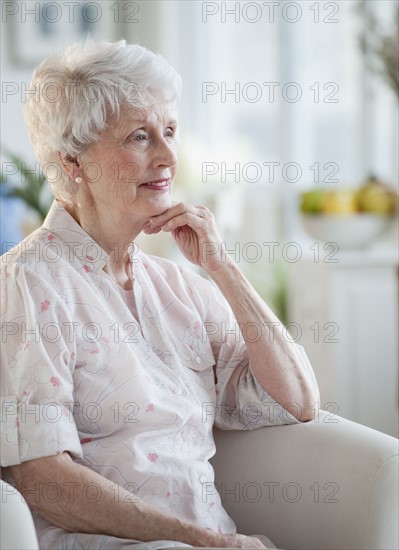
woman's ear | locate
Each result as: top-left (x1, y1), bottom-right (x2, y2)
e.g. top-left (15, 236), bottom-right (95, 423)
top-left (58, 152), bottom-right (82, 181)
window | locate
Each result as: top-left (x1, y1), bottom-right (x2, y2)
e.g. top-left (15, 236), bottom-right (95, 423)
top-left (156, 1), bottom-right (398, 243)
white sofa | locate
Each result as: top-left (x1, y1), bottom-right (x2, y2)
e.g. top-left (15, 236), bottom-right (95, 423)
top-left (211, 410), bottom-right (398, 550)
top-left (1, 411), bottom-right (398, 550)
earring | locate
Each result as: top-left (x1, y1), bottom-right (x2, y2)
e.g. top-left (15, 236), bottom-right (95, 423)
top-left (75, 176), bottom-right (82, 184)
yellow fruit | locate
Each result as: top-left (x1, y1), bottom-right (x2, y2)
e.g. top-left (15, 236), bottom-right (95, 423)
top-left (357, 184), bottom-right (395, 215)
top-left (321, 190), bottom-right (357, 215)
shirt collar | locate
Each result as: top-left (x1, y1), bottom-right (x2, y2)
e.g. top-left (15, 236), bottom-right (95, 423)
top-left (42, 200), bottom-right (109, 273)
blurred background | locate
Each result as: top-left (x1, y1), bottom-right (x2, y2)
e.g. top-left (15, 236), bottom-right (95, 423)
top-left (1, 0), bottom-right (398, 436)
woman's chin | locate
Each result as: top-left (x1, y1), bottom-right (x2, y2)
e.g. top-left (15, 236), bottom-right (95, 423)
top-left (124, 192), bottom-right (172, 218)
top-left (147, 195), bottom-right (172, 215)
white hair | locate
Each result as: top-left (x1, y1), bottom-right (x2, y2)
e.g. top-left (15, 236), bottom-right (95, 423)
top-left (23, 39), bottom-right (182, 206)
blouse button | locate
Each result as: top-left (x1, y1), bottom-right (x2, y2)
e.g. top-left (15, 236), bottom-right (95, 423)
top-left (195, 356), bottom-right (201, 364)
top-left (174, 387), bottom-right (182, 395)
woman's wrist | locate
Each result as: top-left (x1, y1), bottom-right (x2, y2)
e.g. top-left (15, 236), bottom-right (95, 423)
top-left (177, 520), bottom-right (226, 547)
top-left (201, 246), bottom-right (237, 277)
top-left (203, 255), bottom-right (245, 293)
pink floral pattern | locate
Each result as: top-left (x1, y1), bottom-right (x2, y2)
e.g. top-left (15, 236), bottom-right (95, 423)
top-left (147, 452), bottom-right (158, 462)
top-left (40, 300), bottom-right (50, 312)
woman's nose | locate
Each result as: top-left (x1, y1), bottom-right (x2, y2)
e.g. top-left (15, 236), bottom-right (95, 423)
top-left (153, 137), bottom-right (178, 168)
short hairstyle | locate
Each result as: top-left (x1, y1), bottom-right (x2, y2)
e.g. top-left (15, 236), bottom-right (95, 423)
top-left (23, 39), bottom-right (182, 206)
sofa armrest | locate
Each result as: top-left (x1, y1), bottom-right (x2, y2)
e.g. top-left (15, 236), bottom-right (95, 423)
top-left (0, 480), bottom-right (39, 550)
top-left (211, 411), bottom-right (398, 550)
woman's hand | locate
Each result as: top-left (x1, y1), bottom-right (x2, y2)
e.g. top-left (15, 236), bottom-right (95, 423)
top-left (200, 529), bottom-right (267, 549)
top-left (143, 202), bottom-right (229, 273)
top-left (217, 533), bottom-right (267, 548)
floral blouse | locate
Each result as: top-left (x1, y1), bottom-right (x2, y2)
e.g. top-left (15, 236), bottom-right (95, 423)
top-left (0, 201), bottom-right (315, 548)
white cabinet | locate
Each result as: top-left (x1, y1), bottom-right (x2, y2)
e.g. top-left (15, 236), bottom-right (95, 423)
top-left (287, 247), bottom-right (398, 437)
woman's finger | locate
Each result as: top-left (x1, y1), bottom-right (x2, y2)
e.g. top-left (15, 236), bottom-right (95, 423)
top-left (142, 225), bottom-right (162, 235)
top-left (161, 212), bottom-right (207, 233)
top-left (142, 222), bottom-right (162, 235)
top-left (149, 203), bottom-right (208, 227)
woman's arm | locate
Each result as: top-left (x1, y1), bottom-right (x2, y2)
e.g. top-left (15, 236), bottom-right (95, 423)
top-left (9, 453), bottom-right (265, 548)
top-left (145, 203), bottom-right (320, 422)
top-left (204, 258), bottom-right (319, 421)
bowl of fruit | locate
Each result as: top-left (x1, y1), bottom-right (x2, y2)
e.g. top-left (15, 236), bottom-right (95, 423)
top-left (300, 177), bottom-right (398, 249)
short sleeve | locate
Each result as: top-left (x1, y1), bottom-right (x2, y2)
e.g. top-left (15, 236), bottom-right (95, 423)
top-left (178, 267), bottom-right (311, 430)
top-left (1, 263), bottom-right (83, 467)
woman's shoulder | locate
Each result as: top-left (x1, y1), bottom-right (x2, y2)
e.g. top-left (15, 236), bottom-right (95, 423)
top-left (1, 226), bottom-right (49, 274)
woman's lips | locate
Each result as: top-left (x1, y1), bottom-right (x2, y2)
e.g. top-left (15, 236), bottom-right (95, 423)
top-left (140, 179), bottom-right (170, 191)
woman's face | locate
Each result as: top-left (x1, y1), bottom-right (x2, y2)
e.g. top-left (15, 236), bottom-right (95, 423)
top-left (78, 101), bottom-right (178, 220)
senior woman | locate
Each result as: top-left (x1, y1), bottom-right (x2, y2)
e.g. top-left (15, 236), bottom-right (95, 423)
top-left (0, 40), bottom-right (319, 549)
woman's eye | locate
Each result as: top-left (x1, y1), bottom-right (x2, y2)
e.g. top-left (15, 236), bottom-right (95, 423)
top-left (165, 128), bottom-right (175, 138)
top-left (135, 133), bottom-right (148, 141)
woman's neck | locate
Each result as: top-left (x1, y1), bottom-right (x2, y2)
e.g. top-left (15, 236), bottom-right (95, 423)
top-left (62, 200), bottom-right (144, 288)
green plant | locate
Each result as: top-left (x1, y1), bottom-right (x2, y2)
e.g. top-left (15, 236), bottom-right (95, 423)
top-left (0, 152), bottom-right (52, 221)
top-left (357, 1), bottom-right (399, 98)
